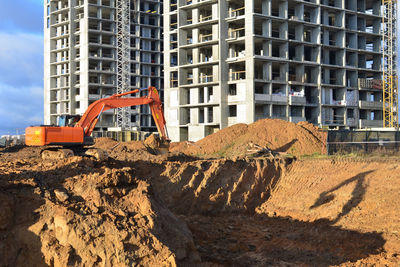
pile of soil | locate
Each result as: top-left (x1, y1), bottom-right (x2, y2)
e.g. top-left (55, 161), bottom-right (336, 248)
top-left (0, 156), bottom-right (199, 266)
top-left (94, 137), bottom-right (160, 161)
top-left (171, 119), bottom-right (327, 158)
top-left (1, 122), bottom-right (400, 266)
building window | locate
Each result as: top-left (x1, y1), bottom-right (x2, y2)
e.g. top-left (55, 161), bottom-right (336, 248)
top-left (229, 84), bottom-right (237, 95)
top-left (348, 109), bottom-right (354, 119)
top-left (229, 105), bottom-right (237, 117)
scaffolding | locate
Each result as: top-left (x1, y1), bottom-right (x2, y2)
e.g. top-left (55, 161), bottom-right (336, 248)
top-left (382, 0), bottom-right (398, 128)
top-left (116, 0), bottom-right (131, 129)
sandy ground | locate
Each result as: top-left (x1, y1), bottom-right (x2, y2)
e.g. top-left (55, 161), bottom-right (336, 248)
top-left (0, 119), bottom-right (399, 266)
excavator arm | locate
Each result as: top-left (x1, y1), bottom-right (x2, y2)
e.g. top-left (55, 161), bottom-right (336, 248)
top-left (76, 86), bottom-right (168, 139)
top-left (25, 86), bottom-right (168, 147)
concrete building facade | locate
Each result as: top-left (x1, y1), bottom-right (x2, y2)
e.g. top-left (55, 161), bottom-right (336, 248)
top-left (164, 0), bottom-right (383, 141)
top-left (44, 0), bottom-right (163, 132)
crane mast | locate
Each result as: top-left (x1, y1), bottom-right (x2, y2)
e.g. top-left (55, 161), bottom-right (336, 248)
top-left (116, 0), bottom-right (131, 129)
top-left (382, 0), bottom-right (398, 128)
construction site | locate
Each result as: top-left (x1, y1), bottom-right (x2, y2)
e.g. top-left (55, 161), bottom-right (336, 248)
top-left (1, 119), bottom-right (400, 266)
top-left (1, 0), bottom-right (400, 266)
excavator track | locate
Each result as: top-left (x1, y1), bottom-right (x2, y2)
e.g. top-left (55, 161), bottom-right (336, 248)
top-left (41, 148), bottom-right (74, 160)
top-left (40, 147), bottom-right (108, 161)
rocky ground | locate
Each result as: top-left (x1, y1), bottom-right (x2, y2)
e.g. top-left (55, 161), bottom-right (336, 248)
top-left (0, 119), bottom-right (399, 266)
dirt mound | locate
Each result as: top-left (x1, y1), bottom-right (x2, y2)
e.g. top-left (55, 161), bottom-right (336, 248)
top-left (133, 158), bottom-right (289, 215)
top-left (0, 157), bottom-right (200, 266)
top-left (94, 137), bottom-right (159, 161)
top-left (171, 119), bottom-right (327, 158)
top-left (94, 137), bottom-right (119, 149)
top-left (1, 129), bottom-right (400, 266)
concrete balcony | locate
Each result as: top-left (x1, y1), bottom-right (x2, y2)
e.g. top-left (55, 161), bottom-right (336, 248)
top-left (255, 94), bottom-right (271, 102)
top-left (102, 109), bottom-right (114, 115)
top-left (88, 94), bottom-right (100, 100)
top-left (96, 120), bottom-right (114, 127)
top-left (359, 100), bottom-right (383, 110)
top-left (289, 96), bottom-right (306, 105)
top-left (359, 119), bottom-right (383, 128)
top-left (345, 118), bottom-right (358, 127)
top-left (271, 95), bottom-right (287, 103)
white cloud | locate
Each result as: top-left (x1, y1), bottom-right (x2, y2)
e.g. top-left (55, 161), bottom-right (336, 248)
top-left (0, 32), bottom-right (43, 87)
top-left (0, 31), bottom-right (43, 135)
top-left (0, 82), bottom-right (43, 135)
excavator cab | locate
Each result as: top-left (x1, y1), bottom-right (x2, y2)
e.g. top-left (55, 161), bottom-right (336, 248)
top-left (58, 115), bottom-right (81, 127)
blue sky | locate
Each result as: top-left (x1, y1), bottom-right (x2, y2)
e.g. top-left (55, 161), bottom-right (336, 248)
top-left (0, 0), bottom-right (44, 135)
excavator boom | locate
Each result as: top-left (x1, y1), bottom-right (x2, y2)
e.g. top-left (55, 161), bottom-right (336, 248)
top-left (76, 86), bottom-right (167, 138)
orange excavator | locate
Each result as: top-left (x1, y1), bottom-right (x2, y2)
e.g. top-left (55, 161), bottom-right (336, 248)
top-left (25, 86), bottom-right (169, 159)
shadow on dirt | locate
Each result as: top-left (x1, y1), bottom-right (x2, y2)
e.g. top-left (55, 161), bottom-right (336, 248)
top-left (0, 157), bottom-right (387, 266)
top-left (0, 144), bottom-right (27, 153)
top-left (0, 183), bottom-right (46, 266)
top-left (186, 214), bottom-right (385, 266)
top-left (310, 170), bottom-right (373, 224)
top-left (275, 138), bottom-right (298, 153)
top-left (127, 159), bottom-right (385, 266)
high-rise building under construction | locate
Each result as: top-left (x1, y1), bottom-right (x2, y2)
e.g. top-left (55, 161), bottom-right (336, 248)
top-left (44, 0), bottom-right (163, 133)
top-left (164, 0), bottom-right (383, 141)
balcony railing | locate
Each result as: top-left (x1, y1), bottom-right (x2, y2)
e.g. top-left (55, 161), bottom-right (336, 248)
top-left (229, 7), bottom-right (245, 18)
top-left (229, 70), bottom-right (246, 81)
top-left (170, 3), bottom-right (177, 11)
top-left (199, 14), bottom-right (212, 22)
top-left (170, 79), bottom-right (178, 87)
top-left (228, 28), bottom-right (245, 39)
top-left (171, 22), bottom-right (178, 30)
top-left (170, 40), bottom-right (178, 49)
top-left (199, 33), bottom-right (212, 42)
top-left (200, 74), bottom-right (213, 83)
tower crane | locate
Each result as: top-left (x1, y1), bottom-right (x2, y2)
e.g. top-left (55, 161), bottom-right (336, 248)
top-left (382, 0), bottom-right (398, 128)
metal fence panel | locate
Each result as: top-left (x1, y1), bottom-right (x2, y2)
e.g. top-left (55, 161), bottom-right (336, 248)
top-left (327, 130), bottom-right (400, 155)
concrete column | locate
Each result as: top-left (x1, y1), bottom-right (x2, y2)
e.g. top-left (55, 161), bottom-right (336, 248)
top-left (219, 0), bottom-right (229, 129)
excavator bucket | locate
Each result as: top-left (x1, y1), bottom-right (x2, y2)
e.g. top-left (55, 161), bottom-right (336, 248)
top-left (144, 134), bottom-right (170, 155)
top-left (84, 148), bottom-right (108, 161)
top-left (157, 139), bottom-right (171, 155)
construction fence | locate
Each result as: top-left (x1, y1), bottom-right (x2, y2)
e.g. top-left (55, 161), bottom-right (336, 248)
top-left (327, 130), bottom-right (400, 155)
top-left (92, 130), bottom-right (155, 142)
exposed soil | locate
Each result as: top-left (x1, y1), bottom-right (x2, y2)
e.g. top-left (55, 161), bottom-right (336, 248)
top-left (0, 119), bottom-right (399, 266)
top-left (170, 119), bottom-right (327, 158)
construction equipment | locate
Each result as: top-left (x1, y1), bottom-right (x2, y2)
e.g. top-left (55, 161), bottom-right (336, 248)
top-left (25, 86), bottom-right (169, 159)
top-left (382, 0), bottom-right (398, 128)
